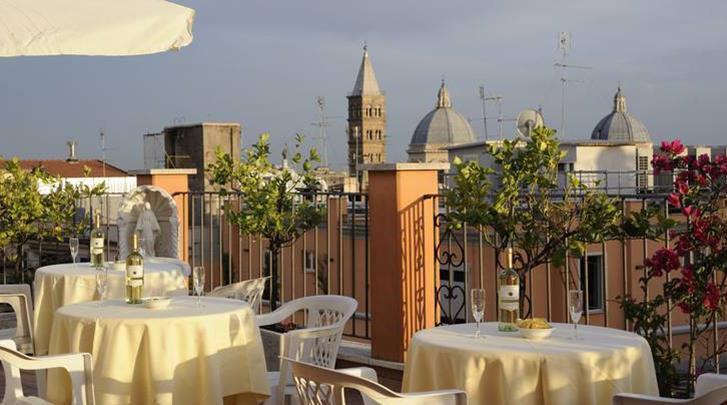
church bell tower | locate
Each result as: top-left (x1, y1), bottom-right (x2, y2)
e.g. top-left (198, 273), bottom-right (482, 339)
top-left (347, 45), bottom-right (387, 182)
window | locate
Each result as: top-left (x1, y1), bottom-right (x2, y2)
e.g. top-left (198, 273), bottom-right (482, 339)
top-left (637, 155), bottom-right (649, 190)
top-left (579, 254), bottom-right (604, 311)
top-left (304, 251), bottom-right (316, 273)
top-left (558, 163), bottom-right (574, 172)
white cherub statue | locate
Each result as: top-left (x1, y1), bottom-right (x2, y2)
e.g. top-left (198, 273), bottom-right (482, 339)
top-left (135, 202), bottom-right (161, 257)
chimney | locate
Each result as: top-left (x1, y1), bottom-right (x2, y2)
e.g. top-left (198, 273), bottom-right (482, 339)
top-left (66, 141), bottom-right (78, 163)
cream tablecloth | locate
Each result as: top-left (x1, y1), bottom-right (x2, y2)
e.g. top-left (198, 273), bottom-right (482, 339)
top-left (403, 322), bottom-right (658, 405)
top-left (33, 258), bottom-right (189, 355)
top-left (47, 296), bottom-right (270, 405)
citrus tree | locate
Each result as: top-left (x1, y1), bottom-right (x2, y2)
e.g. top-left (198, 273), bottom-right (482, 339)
top-left (445, 126), bottom-right (622, 315)
top-left (0, 158), bottom-right (105, 277)
top-left (208, 133), bottom-right (325, 310)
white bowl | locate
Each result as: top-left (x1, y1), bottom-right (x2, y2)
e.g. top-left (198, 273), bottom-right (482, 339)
top-left (518, 327), bottom-right (554, 340)
top-left (110, 261), bottom-right (126, 271)
top-left (143, 296), bottom-right (172, 310)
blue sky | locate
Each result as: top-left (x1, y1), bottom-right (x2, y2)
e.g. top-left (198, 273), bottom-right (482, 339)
top-left (1, 0), bottom-right (725, 170)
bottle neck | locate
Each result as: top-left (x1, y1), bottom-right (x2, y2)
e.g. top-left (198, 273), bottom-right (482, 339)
top-left (506, 247), bottom-right (513, 269)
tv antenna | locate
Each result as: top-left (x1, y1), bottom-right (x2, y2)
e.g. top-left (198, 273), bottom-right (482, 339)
top-left (311, 96), bottom-right (343, 168)
top-left (478, 85), bottom-right (489, 140)
top-left (555, 32), bottom-right (591, 137)
top-left (478, 88), bottom-right (511, 139)
top-left (100, 129), bottom-right (106, 177)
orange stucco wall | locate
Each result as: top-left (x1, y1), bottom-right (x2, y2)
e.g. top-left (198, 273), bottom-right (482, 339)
top-left (369, 168), bottom-right (439, 363)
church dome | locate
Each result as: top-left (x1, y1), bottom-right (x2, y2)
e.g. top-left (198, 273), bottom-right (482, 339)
top-left (410, 81), bottom-right (476, 146)
top-left (591, 86), bottom-right (651, 142)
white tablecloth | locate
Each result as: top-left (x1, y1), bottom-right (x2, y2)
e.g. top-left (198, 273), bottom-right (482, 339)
top-left (403, 322), bottom-right (658, 405)
top-left (47, 296), bottom-right (270, 405)
top-left (33, 258), bottom-right (189, 355)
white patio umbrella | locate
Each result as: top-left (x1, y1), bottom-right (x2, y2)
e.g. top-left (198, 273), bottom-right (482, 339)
top-left (0, 0), bottom-right (194, 57)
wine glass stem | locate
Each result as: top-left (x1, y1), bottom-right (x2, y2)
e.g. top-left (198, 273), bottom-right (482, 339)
top-left (574, 323), bottom-right (578, 339)
top-left (475, 321), bottom-right (480, 338)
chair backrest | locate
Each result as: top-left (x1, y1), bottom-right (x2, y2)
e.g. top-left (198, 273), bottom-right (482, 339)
top-left (208, 277), bottom-right (270, 313)
top-left (0, 339), bottom-right (95, 405)
top-left (284, 295), bottom-right (358, 330)
top-left (0, 284), bottom-right (34, 354)
top-left (287, 358), bottom-right (464, 405)
top-left (273, 296), bottom-right (358, 403)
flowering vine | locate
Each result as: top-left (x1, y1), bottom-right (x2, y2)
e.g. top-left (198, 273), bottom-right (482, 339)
top-left (622, 139), bottom-right (727, 397)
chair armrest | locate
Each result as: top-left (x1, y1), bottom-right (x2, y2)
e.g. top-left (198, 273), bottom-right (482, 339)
top-left (612, 393), bottom-right (686, 405)
top-left (400, 390), bottom-right (467, 405)
top-left (22, 352), bottom-right (91, 372)
top-left (337, 367), bottom-right (378, 383)
top-left (255, 306), bottom-right (299, 327)
top-left (696, 373), bottom-right (727, 396)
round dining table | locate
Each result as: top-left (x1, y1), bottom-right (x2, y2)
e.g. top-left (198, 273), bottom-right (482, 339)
top-left (402, 322), bottom-right (658, 405)
top-left (46, 296), bottom-right (270, 405)
top-left (33, 258), bottom-right (189, 355)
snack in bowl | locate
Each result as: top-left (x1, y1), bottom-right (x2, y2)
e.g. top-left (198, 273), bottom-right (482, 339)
top-left (143, 296), bottom-right (172, 310)
top-left (517, 318), bottom-right (553, 339)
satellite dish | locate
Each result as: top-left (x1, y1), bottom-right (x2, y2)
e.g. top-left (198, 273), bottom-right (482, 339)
top-left (516, 109), bottom-right (544, 137)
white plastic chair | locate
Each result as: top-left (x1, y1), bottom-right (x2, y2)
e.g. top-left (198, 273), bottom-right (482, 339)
top-left (208, 276), bottom-right (270, 313)
top-left (287, 357), bottom-right (467, 405)
top-left (613, 373), bottom-right (727, 404)
top-left (0, 339), bottom-right (95, 405)
top-left (256, 295), bottom-right (358, 405)
top-left (0, 284), bottom-right (34, 354)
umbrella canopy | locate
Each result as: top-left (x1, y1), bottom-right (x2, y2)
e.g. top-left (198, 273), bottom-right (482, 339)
top-left (0, 0), bottom-right (194, 57)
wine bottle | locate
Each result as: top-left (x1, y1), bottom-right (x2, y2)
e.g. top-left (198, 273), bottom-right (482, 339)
top-left (498, 247), bottom-right (519, 332)
top-left (125, 233), bottom-right (144, 304)
top-left (90, 211), bottom-right (105, 267)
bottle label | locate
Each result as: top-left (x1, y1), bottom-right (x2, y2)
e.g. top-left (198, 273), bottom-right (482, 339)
top-left (91, 237), bottom-right (104, 254)
top-left (128, 279), bottom-right (143, 287)
top-left (500, 301), bottom-right (519, 311)
top-left (500, 285), bottom-right (519, 301)
top-left (128, 265), bottom-right (143, 279)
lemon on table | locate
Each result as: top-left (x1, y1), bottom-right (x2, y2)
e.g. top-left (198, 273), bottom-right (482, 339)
top-left (517, 318), bottom-right (552, 330)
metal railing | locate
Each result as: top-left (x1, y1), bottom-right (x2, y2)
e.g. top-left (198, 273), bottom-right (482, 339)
top-left (430, 187), bottom-right (723, 373)
top-left (175, 191), bottom-right (371, 340)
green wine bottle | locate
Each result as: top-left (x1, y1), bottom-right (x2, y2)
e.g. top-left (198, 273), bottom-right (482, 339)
top-left (125, 233), bottom-right (144, 304)
top-left (90, 211), bottom-right (105, 267)
top-left (498, 247), bottom-right (519, 332)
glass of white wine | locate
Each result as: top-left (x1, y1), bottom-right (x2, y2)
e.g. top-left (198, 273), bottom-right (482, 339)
top-left (568, 290), bottom-right (583, 340)
top-left (471, 288), bottom-right (486, 339)
top-left (193, 266), bottom-right (205, 307)
top-left (69, 237), bottom-right (79, 264)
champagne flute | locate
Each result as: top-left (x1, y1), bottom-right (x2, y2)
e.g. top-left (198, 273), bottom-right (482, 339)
top-left (137, 234), bottom-right (146, 259)
top-left (193, 266), bottom-right (205, 307)
top-left (471, 289), bottom-right (486, 339)
top-left (568, 290), bottom-right (583, 340)
top-left (96, 267), bottom-right (108, 306)
top-left (69, 238), bottom-right (79, 264)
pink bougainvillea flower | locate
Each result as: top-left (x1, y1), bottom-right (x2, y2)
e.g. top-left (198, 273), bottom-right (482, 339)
top-left (651, 154), bottom-right (673, 175)
top-left (667, 193), bottom-right (681, 208)
top-left (646, 248), bottom-right (680, 278)
top-left (660, 140), bottom-right (685, 155)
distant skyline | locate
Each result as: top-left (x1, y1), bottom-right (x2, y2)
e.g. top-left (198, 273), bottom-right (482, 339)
top-left (1, 0), bottom-right (725, 170)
